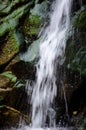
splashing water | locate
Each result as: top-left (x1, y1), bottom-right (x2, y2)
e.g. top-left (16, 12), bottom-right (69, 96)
top-left (31, 0), bottom-right (72, 128)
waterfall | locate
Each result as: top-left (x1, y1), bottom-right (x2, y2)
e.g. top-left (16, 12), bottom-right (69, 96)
top-left (31, 0), bottom-right (72, 127)
top-left (8, 0), bottom-right (72, 130)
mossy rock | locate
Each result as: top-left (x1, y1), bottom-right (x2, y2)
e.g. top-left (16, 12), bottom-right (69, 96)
top-left (0, 0), bottom-right (32, 16)
top-left (23, 1), bottom-right (48, 44)
top-left (0, 32), bottom-right (19, 69)
top-left (24, 14), bottom-right (41, 37)
top-left (0, 2), bottom-right (32, 37)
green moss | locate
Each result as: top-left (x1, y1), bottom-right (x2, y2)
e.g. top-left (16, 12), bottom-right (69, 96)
top-left (0, 32), bottom-right (19, 66)
top-left (24, 14), bottom-right (41, 36)
top-left (23, 1), bottom-right (48, 40)
top-left (0, 3), bottom-right (30, 37)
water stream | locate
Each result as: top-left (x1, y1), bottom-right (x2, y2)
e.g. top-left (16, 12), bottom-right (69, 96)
top-left (9, 0), bottom-right (72, 130)
top-left (31, 0), bottom-right (72, 128)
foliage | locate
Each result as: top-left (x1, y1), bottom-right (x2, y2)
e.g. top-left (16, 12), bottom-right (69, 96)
top-left (66, 6), bottom-right (86, 77)
top-left (1, 72), bottom-right (17, 83)
top-left (72, 6), bottom-right (86, 29)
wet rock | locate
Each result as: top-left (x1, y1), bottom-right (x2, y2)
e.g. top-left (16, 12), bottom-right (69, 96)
top-left (0, 105), bottom-right (29, 128)
top-left (20, 38), bottom-right (41, 63)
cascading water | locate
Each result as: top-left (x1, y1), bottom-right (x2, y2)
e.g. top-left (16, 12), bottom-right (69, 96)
top-left (8, 0), bottom-right (72, 130)
top-left (31, 0), bottom-right (72, 127)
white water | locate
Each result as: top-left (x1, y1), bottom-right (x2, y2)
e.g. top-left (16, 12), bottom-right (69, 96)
top-left (8, 0), bottom-right (72, 130)
top-left (31, 0), bottom-right (72, 127)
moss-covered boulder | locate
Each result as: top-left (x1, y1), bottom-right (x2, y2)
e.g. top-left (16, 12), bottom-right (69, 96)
top-left (22, 1), bottom-right (48, 45)
top-left (0, 0), bottom-right (34, 72)
top-left (20, 1), bottom-right (49, 63)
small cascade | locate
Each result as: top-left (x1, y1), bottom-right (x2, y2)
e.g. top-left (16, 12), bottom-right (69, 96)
top-left (8, 0), bottom-right (73, 130)
top-left (31, 0), bottom-right (72, 128)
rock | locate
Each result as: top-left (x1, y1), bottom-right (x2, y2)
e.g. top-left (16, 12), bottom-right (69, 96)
top-left (0, 33), bottom-right (19, 72)
top-left (20, 38), bottom-right (41, 62)
top-left (0, 75), bottom-right (15, 109)
top-left (7, 60), bottom-right (35, 80)
top-left (0, 0), bottom-right (34, 72)
top-left (0, 105), bottom-right (29, 128)
top-left (22, 1), bottom-right (48, 45)
top-left (0, 74), bottom-right (12, 89)
top-left (4, 55), bottom-right (35, 80)
top-left (0, 83), bottom-right (29, 115)
top-left (0, 1), bottom-right (34, 36)
top-left (0, 71), bottom-right (29, 113)
top-left (0, 0), bottom-right (33, 16)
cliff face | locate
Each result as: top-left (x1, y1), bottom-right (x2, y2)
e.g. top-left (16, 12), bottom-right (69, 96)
top-left (0, 0), bottom-right (86, 129)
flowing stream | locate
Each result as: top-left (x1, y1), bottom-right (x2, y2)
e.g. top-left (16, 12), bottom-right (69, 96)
top-left (10, 0), bottom-right (72, 130)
